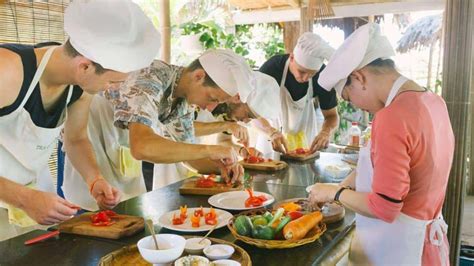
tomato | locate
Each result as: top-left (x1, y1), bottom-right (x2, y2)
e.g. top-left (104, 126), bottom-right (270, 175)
top-left (103, 210), bottom-right (118, 217)
top-left (246, 156), bottom-right (259, 164)
top-left (288, 211), bottom-right (304, 220)
top-left (244, 189), bottom-right (267, 207)
top-left (205, 218), bottom-right (217, 225)
top-left (92, 221), bottom-right (116, 226)
top-left (204, 208), bottom-right (217, 220)
top-left (194, 207), bottom-right (204, 217)
top-left (295, 148), bottom-right (307, 155)
top-left (257, 157), bottom-right (265, 163)
top-left (196, 177), bottom-right (215, 188)
top-left (172, 213), bottom-right (184, 225)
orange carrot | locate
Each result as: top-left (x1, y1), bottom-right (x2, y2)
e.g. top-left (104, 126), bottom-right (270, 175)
top-left (283, 211), bottom-right (323, 240)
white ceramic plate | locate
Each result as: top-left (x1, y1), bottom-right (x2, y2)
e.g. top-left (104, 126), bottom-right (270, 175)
top-left (208, 191), bottom-right (275, 211)
top-left (158, 207), bottom-right (232, 232)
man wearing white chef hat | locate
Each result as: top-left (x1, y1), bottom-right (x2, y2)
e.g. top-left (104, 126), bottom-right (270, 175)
top-left (259, 32), bottom-right (339, 156)
top-left (0, 0), bottom-right (160, 241)
top-left (309, 23), bottom-right (453, 265)
top-left (63, 49), bottom-right (257, 209)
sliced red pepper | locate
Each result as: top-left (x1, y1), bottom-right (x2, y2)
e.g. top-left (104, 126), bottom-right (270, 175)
top-left (288, 211), bottom-right (304, 220)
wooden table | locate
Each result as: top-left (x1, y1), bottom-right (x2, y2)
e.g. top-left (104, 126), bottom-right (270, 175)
top-left (0, 153), bottom-right (355, 266)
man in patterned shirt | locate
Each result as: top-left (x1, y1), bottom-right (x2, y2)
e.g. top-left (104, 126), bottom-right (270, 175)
top-left (63, 50), bottom-right (256, 210)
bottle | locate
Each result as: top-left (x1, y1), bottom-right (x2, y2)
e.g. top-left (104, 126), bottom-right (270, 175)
top-left (348, 122), bottom-right (361, 147)
top-left (362, 122), bottom-right (372, 146)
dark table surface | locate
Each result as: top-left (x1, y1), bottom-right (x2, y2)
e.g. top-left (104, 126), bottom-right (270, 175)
top-left (0, 153), bottom-right (355, 266)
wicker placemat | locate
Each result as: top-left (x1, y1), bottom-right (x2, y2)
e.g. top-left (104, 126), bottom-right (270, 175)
top-left (98, 235), bottom-right (251, 266)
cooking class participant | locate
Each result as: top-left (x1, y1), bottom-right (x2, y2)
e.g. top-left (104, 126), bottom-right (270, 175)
top-left (259, 32), bottom-right (339, 155)
top-left (186, 71), bottom-right (283, 175)
top-left (63, 49), bottom-right (255, 209)
top-left (0, 0), bottom-right (160, 240)
top-left (309, 23), bottom-right (453, 265)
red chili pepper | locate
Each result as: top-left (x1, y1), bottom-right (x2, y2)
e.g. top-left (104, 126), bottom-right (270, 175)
top-left (288, 211), bottom-right (304, 220)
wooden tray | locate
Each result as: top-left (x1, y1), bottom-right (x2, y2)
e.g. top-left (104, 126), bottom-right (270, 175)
top-left (274, 198), bottom-right (345, 224)
top-left (281, 151), bottom-right (320, 162)
top-left (98, 235), bottom-right (252, 266)
top-left (228, 209), bottom-right (326, 249)
top-left (179, 177), bottom-right (243, 196)
top-left (240, 160), bottom-right (288, 171)
top-left (58, 213), bottom-right (144, 239)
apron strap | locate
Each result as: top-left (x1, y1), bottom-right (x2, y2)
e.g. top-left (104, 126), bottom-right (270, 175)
top-left (280, 58), bottom-right (290, 89)
top-left (18, 47), bottom-right (56, 109)
top-left (386, 75), bottom-right (408, 106)
top-left (429, 213), bottom-right (449, 265)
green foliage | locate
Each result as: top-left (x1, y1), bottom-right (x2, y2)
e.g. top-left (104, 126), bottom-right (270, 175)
top-left (180, 22), bottom-right (285, 67)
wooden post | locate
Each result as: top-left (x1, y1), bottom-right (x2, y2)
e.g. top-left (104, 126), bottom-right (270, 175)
top-left (158, 0), bottom-right (170, 63)
top-left (283, 21), bottom-right (300, 53)
top-left (299, 7), bottom-right (313, 35)
top-left (441, 0), bottom-right (473, 264)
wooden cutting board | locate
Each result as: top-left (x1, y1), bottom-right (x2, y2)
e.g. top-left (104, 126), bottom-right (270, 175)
top-left (58, 213), bottom-right (144, 239)
top-left (281, 151), bottom-right (320, 161)
top-left (179, 177), bottom-right (243, 196)
top-left (240, 160), bottom-right (288, 171)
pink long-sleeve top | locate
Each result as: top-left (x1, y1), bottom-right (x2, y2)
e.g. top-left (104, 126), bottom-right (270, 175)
top-left (367, 90), bottom-right (454, 265)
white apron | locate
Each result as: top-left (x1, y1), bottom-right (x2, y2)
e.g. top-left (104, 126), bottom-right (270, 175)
top-left (257, 58), bottom-right (319, 158)
top-left (349, 76), bottom-right (449, 266)
top-left (0, 47), bottom-right (73, 241)
top-left (63, 95), bottom-right (146, 211)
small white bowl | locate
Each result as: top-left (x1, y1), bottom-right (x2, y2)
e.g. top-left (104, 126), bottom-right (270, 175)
top-left (203, 244), bottom-right (235, 260)
top-left (174, 255), bottom-right (210, 266)
top-left (184, 237), bottom-right (212, 255)
top-left (212, 259), bottom-right (241, 266)
top-left (137, 234), bottom-right (186, 266)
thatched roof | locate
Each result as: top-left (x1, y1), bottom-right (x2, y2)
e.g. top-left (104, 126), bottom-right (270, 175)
top-left (396, 14), bottom-right (442, 53)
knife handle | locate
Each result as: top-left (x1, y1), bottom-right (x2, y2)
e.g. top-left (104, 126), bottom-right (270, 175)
top-left (24, 230), bottom-right (60, 245)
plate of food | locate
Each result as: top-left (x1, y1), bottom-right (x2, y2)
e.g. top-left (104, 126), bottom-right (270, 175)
top-left (158, 206), bottom-right (233, 232)
top-left (208, 189), bottom-right (275, 211)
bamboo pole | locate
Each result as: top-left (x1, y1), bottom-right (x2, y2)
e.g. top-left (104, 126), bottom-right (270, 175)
top-left (158, 0), bottom-right (170, 63)
top-left (441, 0), bottom-right (473, 264)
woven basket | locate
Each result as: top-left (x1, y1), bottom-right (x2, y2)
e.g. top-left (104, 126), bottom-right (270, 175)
top-left (227, 209), bottom-right (327, 249)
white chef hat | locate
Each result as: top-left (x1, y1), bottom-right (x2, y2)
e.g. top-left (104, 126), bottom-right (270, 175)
top-left (293, 32), bottom-right (335, 71)
top-left (199, 49), bottom-right (254, 101)
top-left (318, 23), bottom-right (395, 95)
top-left (246, 72), bottom-right (282, 120)
top-left (64, 0), bottom-right (161, 73)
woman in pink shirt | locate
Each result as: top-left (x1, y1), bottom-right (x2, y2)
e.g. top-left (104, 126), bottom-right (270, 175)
top-left (310, 23), bottom-right (454, 266)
